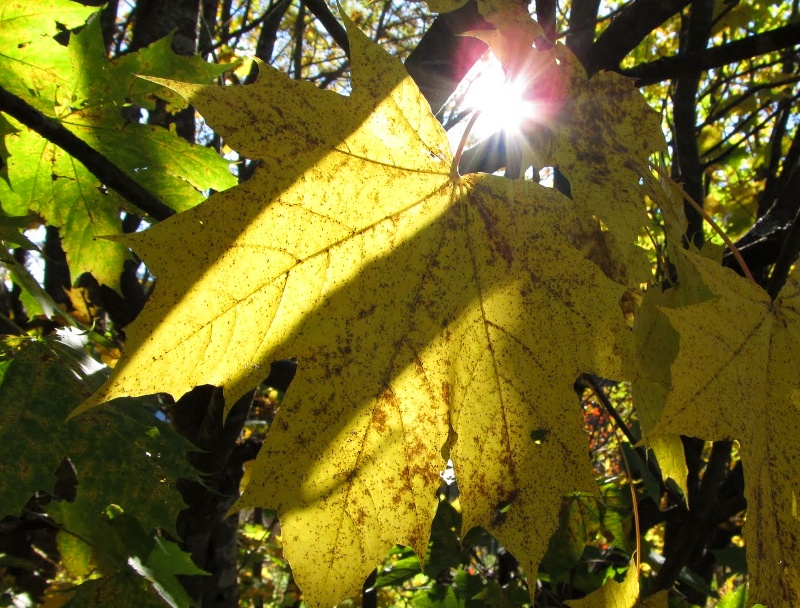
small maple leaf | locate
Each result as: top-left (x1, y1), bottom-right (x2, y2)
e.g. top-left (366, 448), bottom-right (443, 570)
top-left (75, 16), bottom-right (633, 607)
top-left (565, 559), bottom-right (643, 608)
top-left (647, 251), bottom-right (800, 606)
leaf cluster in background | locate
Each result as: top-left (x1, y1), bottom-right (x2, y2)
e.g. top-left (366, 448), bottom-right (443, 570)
top-left (0, 0), bottom-right (236, 290)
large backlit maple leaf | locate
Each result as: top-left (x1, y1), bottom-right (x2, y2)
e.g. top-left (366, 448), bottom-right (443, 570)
top-left (648, 251), bottom-right (800, 606)
top-left (76, 18), bottom-right (633, 607)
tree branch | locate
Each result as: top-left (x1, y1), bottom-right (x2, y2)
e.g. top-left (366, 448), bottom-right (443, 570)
top-left (672, 0), bottom-right (714, 249)
top-left (588, 0), bottom-right (692, 74)
top-left (292, 2), bottom-right (306, 79)
top-left (767, 169), bottom-right (800, 299)
top-left (302, 0), bottom-right (350, 57)
top-left (565, 0), bottom-right (601, 67)
top-left (623, 23), bottom-right (800, 85)
top-left (0, 86), bottom-right (175, 222)
top-left (405, 0), bottom-right (489, 114)
top-left (535, 0), bottom-right (557, 45)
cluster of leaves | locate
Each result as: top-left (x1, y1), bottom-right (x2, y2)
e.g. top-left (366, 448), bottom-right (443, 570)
top-left (67, 2), bottom-right (800, 608)
top-left (0, 2), bottom-right (229, 605)
top-left (1, 1), bottom-right (799, 608)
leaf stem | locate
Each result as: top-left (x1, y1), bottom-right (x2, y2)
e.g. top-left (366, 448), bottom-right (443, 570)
top-left (651, 164), bottom-right (755, 283)
top-left (616, 440), bottom-right (642, 572)
top-left (451, 110), bottom-right (481, 181)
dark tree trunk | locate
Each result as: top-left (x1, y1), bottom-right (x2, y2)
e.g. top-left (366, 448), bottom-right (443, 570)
top-left (129, 0), bottom-right (202, 142)
top-left (671, 0), bottom-right (714, 249)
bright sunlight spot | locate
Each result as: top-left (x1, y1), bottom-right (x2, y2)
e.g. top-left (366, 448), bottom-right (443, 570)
top-left (447, 51), bottom-right (539, 147)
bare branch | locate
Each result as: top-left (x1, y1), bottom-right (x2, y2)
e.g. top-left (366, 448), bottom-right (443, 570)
top-left (565, 0), bottom-right (601, 67)
top-left (623, 24), bottom-right (800, 85)
top-left (588, 0), bottom-right (692, 74)
top-left (302, 0), bottom-right (350, 56)
top-left (405, 0), bottom-right (489, 114)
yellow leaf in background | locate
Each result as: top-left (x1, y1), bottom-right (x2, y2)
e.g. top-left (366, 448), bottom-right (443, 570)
top-left (424, 0), bottom-right (469, 13)
top-left (549, 67), bottom-right (665, 245)
top-left (649, 251), bottom-right (800, 606)
top-left (638, 590), bottom-right (670, 607)
top-left (74, 14), bottom-right (635, 608)
top-left (631, 287), bottom-right (689, 499)
top-left (565, 560), bottom-right (642, 608)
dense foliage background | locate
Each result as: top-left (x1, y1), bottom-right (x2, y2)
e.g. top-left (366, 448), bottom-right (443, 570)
top-left (1, 0), bottom-right (799, 607)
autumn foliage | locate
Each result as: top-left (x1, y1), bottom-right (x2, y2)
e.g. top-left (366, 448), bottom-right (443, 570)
top-left (1, 1), bottom-right (798, 608)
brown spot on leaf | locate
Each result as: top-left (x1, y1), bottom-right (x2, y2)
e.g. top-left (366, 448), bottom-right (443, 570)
top-left (372, 404), bottom-right (388, 434)
top-left (476, 202), bottom-right (513, 267)
top-left (358, 305), bottom-right (376, 320)
top-left (441, 382), bottom-right (451, 405)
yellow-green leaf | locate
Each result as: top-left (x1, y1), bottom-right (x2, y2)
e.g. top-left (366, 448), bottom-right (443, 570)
top-left (471, 26), bottom-right (665, 283)
top-left (649, 252), bottom-right (800, 606)
top-left (631, 287), bottom-right (688, 497)
top-left (565, 560), bottom-right (640, 608)
top-left (424, 0), bottom-right (469, 13)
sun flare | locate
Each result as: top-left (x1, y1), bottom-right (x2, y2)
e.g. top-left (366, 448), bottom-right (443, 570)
top-left (459, 52), bottom-right (537, 141)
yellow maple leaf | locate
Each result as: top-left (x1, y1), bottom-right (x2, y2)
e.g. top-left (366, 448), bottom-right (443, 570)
top-left (649, 251), bottom-right (800, 606)
top-left (565, 560), bottom-right (666, 608)
top-left (632, 287), bottom-right (690, 498)
top-left (74, 16), bottom-right (634, 607)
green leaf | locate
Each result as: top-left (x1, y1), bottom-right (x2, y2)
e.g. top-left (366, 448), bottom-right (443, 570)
top-left (64, 570), bottom-right (173, 608)
top-left (0, 337), bottom-right (197, 534)
top-left (2, 125), bottom-right (132, 288)
top-left (620, 442), bottom-right (661, 503)
top-left (0, 209), bottom-right (37, 249)
top-left (413, 585), bottom-right (463, 608)
top-left (147, 537), bottom-right (208, 577)
top-left (0, 243), bottom-right (60, 318)
top-left (51, 503), bottom-right (204, 608)
top-left (715, 584), bottom-right (747, 608)
top-left (541, 493), bottom-right (599, 578)
top-left (469, 578), bottom-right (529, 608)
top-left (0, 8), bottom-right (236, 290)
top-left (566, 560), bottom-right (640, 608)
top-left (374, 552), bottom-right (422, 589)
top-left (0, 0), bottom-right (95, 106)
top-left (424, 498), bottom-right (464, 578)
top-left (598, 484), bottom-right (632, 553)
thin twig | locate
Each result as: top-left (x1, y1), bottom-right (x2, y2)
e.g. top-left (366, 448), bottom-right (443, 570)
top-left (583, 374), bottom-right (639, 447)
top-left (767, 202), bottom-right (800, 299)
top-left (651, 164), bottom-right (755, 283)
top-left (0, 310), bottom-right (25, 334)
top-left (582, 375), bottom-right (688, 510)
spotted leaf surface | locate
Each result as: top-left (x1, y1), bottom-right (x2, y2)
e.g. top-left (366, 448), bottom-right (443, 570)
top-left (72, 14), bottom-right (636, 606)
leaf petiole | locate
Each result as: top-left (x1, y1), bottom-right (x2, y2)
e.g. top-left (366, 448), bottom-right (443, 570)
top-left (451, 110), bottom-right (482, 183)
top-left (651, 164), bottom-right (755, 284)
